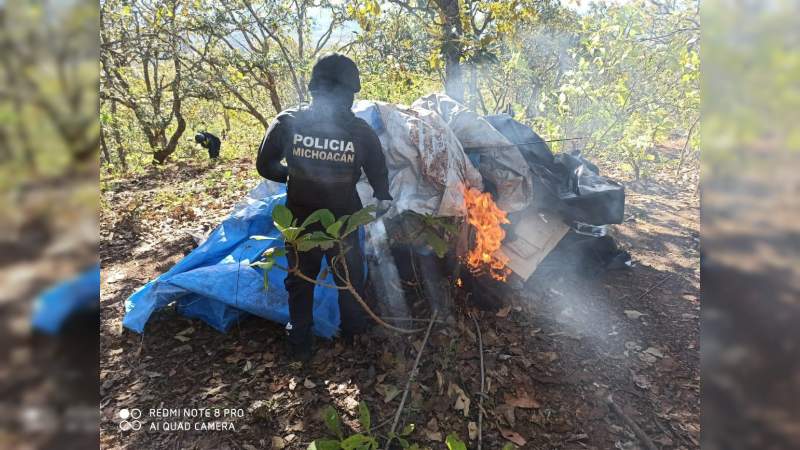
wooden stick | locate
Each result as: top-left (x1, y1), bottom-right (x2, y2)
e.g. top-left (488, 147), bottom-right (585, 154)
top-left (605, 394), bottom-right (658, 450)
top-left (379, 316), bottom-right (448, 324)
top-left (635, 274), bottom-right (672, 302)
top-left (471, 313), bottom-right (485, 450)
top-left (389, 310), bottom-right (439, 436)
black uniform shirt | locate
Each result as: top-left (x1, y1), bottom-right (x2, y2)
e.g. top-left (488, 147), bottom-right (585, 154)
top-left (256, 106), bottom-right (392, 218)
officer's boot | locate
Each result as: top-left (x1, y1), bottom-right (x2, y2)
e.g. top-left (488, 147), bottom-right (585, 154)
top-left (286, 322), bottom-right (313, 364)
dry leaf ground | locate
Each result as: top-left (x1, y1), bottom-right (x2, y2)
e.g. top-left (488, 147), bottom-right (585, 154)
top-left (100, 157), bottom-right (700, 449)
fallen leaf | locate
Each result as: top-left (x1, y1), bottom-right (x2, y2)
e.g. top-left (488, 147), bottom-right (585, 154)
top-left (624, 310), bottom-right (647, 320)
top-left (201, 384), bottom-right (227, 399)
top-left (499, 428), bottom-right (527, 446)
top-left (271, 436), bottom-right (286, 449)
top-left (288, 378), bottom-right (298, 391)
top-left (540, 352), bottom-right (559, 363)
top-left (176, 326), bottom-right (195, 336)
top-left (343, 396), bottom-right (359, 412)
top-left (109, 348), bottom-right (123, 356)
top-left (303, 378), bottom-right (317, 389)
top-left (424, 430), bottom-right (443, 442)
top-left (249, 400), bottom-right (271, 420)
top-left (567, 433), bottom-right (589, 442)
top-left (496, 305), bottom-right (512, 318)
top-left (426, 417), bottom-right (439, 432)
top-left (644, 347), bottom-right (665, 358)
top-left (496, 404), bottom-right (516, 427)
top-left (174, 334), bottom-right (191, 343)
top-left (376, 384), bottom-right (401, 403)
top-left (448, 383), bottom-right (470, 417)
top-left (468, 421), bottom-right (478, 440)
top-left (284, 434), bottom-right (296, 443)
top-left (504, 390), bottom-right (541, 409)
top-left (632, 373), bottom-right (652, 390)
top-left (225, 353), bottom-right (243, 364)
top-left (639, 352), bottom-right (658, 364)
top-left (625, 341), bottom-right (641, 351)
top-left (167, 340), bottom-right (190, 353)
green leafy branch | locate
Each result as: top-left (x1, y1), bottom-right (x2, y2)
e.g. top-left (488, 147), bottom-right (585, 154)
top-left (250, 204), bottom-right (424, 335)
top-left (309, 402), bottom-right (498, 450)
top-left (310, 402), bottom-right (420, 450)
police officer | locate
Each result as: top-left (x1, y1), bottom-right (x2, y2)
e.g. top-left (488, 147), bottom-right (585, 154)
top-left (195, 131), bottom-right (221, 159)
top-left (256, 53), bottom-right (392, 362)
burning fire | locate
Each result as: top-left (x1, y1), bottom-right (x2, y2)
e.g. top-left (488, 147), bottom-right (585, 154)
top-left (462, 186), bottom-right (511, 281)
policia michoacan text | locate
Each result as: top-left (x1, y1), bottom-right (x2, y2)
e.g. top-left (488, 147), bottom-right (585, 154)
top-left (257, 54), bottom-right (393, 362)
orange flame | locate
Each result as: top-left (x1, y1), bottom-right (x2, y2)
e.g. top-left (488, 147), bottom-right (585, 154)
top-left (462, 186), bottom-right (511, 281)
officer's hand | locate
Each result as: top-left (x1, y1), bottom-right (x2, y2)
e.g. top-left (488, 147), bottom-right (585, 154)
top-left (375, 199), bottom-right (392, 218)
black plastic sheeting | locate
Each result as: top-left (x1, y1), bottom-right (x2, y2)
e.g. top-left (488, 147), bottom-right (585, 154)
top-left (485, 114), bottom-right (631, 276)
top-left (536, 231), bottom-right (632, 277)
top-left (485, 113), bottom-right (625, 227)
top-left (554, 152), bottom-right (625, 226)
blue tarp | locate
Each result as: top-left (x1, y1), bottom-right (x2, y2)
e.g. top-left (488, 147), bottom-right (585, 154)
top-left (122, 184), bottom-right (344, 338)
top-left (32, 264), bottom-right (100, 334)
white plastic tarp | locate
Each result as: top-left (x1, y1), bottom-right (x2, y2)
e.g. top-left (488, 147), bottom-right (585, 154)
top-left (353, 100), bottom-right (484, 217)
top-left (412, 93), bottom-right (534, 213)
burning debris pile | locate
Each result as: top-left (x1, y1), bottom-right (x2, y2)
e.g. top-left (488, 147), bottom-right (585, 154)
top-left (462, 186), bottom-right (511, 282)
top-left (122, 93), bottom-right (630, 335)
top-left (347, 94), bottom-right (631, 321)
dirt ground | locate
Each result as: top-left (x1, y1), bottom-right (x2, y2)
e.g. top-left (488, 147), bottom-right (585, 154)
top-left (99, 156), bottom-right (700, 450)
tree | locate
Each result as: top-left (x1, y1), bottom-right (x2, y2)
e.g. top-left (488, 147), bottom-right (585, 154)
top-left (0, 0), bottom-right (99, 172)
top-left (354, 0), bottom-right (562, 103)
top-left (100, 0), bottom-right (192, 163)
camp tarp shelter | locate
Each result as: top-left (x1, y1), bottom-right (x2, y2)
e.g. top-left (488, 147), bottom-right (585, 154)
top-left (122, 183), bottom-right (344, 337)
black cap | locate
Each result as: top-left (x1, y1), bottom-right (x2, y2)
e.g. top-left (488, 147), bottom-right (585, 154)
top-left (308, 53), bottom-right (361, 93)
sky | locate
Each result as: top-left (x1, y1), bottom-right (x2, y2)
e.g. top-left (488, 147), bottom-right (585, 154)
top-left (309, 0), bottom-right (635, 42)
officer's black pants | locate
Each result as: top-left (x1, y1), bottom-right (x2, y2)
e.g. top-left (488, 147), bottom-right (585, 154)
top-left (284, 231), bottom-right (368, 345)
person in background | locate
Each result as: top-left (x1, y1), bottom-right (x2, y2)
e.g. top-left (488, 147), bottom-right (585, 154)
top-left (195, 131), bottom-right (221, 159)
top-left (256, 53), bottom-right (392, 363)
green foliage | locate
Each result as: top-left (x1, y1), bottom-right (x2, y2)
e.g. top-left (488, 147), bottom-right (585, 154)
top-left (358, 401), bottom-right (371, 431)
top-left (343, 205), bottom-right (377, 237)
top-left (302, 209), bottom-right (336, 229)
top-left (250, 204), bottom-right (377, 289)
top-left (527, 1), bottom-right (699, 178)
top-left (308, 440), bottom-right (342, 450)
top-left (311, 402), bottom-right (427, 450)
top-left (322, 405), bottom-right (344, 440)
top-left (391, 213), bottom-right (458, 258)
top-left (309, 403), bottom-right (379, 450)
top-left (445, 433), bottom-right (467, 450)
top-left (100, 0), bottom-right (699, 182)
top-left (385, 422), bottom-right (417, 449)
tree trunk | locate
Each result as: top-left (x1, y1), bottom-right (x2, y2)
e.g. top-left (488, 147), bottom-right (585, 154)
top-left (266, 71), bottom-right (283, 114)
top-left (675, 117), bottom-right (699, 177)
top-left (223, 106), bottom-right (231, 140)
top-left (110, 101), bottom-right (128, 171)
top-left (100, 127), bottom-right (111, 165)
top-left (437, 0), bottom-right (464, 103)
top-left (153, 46), bottom-right (187, 164)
